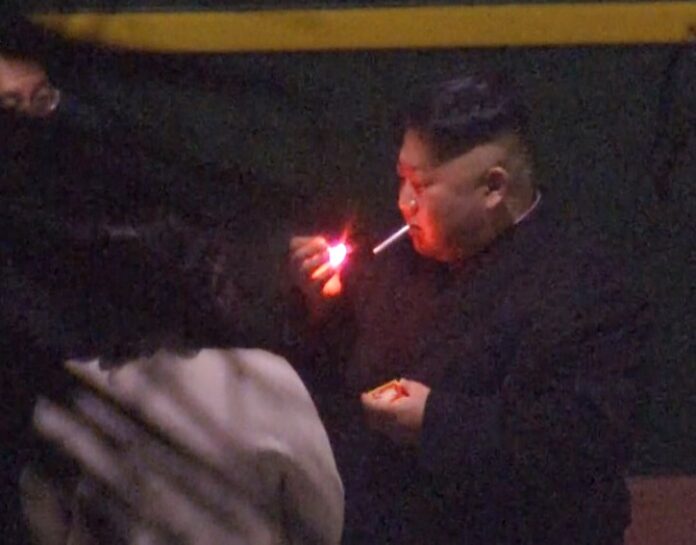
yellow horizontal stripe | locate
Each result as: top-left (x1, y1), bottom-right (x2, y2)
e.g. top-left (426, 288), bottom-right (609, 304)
top-left (33, 3), bottom-right (696, 52)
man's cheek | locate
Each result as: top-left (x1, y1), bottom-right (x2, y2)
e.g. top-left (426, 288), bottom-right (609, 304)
top-left (428, 213), bottom-right (448, 245)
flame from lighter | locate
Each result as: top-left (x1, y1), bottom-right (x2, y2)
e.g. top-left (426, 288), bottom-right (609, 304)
top-left (327, 243), bottom-right (348, 268)
top-left (372, 224), bottom-right (410, 255)
top-left (311, 242), bottom-right (349, 280)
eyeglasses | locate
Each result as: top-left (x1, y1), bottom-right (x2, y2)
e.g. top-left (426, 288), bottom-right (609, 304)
top-left (0, 79), bottom-right (61, 118)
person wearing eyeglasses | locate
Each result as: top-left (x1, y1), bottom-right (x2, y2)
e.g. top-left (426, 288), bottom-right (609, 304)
top-left (0, 52), bottom-right (61, 118)
top-left (0, 12), bottom-right (64, 120)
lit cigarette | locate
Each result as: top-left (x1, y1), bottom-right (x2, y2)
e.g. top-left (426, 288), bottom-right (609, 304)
top-left (372, 224), bottom-right (410, 255)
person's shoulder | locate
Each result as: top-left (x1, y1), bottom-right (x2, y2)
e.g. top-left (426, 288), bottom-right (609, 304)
top-left (198, 349), bottom-right (335, 461)
top-left (513, 201), bottom-right (637, 306)
top-left (195, 347), bottom-right (313, 401)
top-left (221, 347), bottom-right (296, 376)
top-left (557, 222), bottom-right (631, 286)
top-left (522, 199), bottom-right (627, 273)
top-left (64, 357), bottom-right (109, 386)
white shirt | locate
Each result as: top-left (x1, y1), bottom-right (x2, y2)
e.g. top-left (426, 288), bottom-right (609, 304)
top-left (31, 348), bottom-right (344, 545)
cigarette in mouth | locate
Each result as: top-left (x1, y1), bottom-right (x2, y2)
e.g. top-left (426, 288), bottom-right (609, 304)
top-left (372, 224), bottom-right (410, 255)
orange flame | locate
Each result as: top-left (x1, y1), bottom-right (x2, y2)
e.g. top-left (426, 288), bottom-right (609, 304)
top-left (309, 241), bottom-right (350, 297)
top-left (328, 243), bottom-right (348, 268)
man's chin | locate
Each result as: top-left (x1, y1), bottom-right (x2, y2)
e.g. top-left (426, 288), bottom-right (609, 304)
top-left (411, 236), bottom-right (440, 260)
top-left (409, 231), bottom-right (424, 252)
top-left (411, 238), bottom-right (457, 262)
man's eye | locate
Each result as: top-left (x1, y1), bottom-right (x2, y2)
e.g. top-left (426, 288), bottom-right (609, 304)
top-left (412, 179), bottom-right (431, 194)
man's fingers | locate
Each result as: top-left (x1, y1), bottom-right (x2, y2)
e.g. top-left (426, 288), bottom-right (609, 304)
top-left (398, 378), bottom-right (414, 394)
top-left (361, 392), bottom-right (382, 416)
top-left (321, 274), bottom-right (342, 297)
top-left (304, 254), bottom-right (330, 276)
top-left (290, 236), bottom-right (327, 261)
top-left (398, 378), bottom-right (430, 399)
top-left (291, 236), bottom-right (331, 289)
top-left (289, 235), bottom-right (321, 251)
top-left (361, 393), bottom-right (395, 430)
top-left (361, 391), bottom-right (398, 414)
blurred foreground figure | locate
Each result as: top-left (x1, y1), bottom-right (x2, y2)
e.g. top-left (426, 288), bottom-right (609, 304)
top-left (20, 221), bottom-right (343, 545)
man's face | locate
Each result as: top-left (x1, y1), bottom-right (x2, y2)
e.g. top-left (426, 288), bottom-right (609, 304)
top-left (0, 55), bottom-right (59, 118)
top-left (397, 129), bottom-right (497, 262)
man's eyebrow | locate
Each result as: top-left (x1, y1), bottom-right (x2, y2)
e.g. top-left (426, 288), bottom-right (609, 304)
top-left (396, 162), bottom-right (426, 177)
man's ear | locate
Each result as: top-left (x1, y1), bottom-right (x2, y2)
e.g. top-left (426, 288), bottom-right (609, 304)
top-left (483, 166), bottom-right (510, 209)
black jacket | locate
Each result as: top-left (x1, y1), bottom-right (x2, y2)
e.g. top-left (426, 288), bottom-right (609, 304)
top-left (290, 199), bottom-right (649, 545)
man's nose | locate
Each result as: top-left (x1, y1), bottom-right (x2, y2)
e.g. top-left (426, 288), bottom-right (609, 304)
top-left (398, 184), bottom-right (417, 217)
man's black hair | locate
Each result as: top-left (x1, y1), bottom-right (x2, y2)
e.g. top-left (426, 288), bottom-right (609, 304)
top-left (400, 72), bottom-right (531, 164)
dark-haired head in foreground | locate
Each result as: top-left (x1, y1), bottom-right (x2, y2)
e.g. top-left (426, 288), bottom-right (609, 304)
top-left (66, 218), bottom-right (246, 365)
top-left (1, 215), bottom-right (245, 368)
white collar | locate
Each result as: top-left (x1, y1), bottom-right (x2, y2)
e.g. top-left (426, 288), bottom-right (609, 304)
top-left (514, 191), bottom-right (542, 226)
